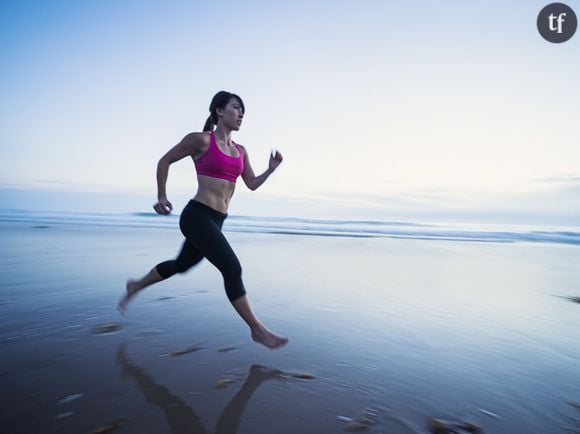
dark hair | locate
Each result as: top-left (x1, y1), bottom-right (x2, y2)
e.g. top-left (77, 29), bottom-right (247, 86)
top-left (203, 91), bottom-right (245, 132)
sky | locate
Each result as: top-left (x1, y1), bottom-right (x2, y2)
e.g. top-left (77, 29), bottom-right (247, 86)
top-left (1, 1), bottom-right (579, 224)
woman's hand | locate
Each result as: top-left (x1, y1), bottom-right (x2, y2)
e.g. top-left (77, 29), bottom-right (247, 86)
top-left (153, 197), bottom-right (173, 215)
top-left (268, 149), bottom-right (283, 172)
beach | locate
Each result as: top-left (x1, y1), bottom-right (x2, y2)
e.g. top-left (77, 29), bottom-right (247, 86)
top-left (1, 216), bottom-right (580, 434)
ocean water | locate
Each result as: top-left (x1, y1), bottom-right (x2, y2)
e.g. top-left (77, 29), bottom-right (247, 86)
top-left (1, 209), bottom-right (579, 245)
top-left (1, 210), bottom-right (580, 433)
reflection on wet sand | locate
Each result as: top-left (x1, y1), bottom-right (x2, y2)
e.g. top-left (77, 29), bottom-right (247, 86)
top-left (116, 344), bottom-right (287, 434)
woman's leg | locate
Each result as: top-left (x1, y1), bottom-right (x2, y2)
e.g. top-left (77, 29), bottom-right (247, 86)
top-left (118, 240), bottom-right (204, 314)
top-left (231, 295), bottom-right (289, 349)
top-left (182, 205), bottom-right (288, 349)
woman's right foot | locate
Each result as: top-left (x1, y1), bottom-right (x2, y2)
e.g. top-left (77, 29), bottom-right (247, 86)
top-left (251, 327), bottom-right (288, 349)
top-left (118, 279), bottom-right (140, 315)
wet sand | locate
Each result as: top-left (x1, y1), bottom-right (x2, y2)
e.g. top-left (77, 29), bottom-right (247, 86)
top-left (1, 221), bottom-right (580, 434)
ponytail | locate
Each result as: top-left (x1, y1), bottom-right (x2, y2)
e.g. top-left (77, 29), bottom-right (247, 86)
top-left (203, 115), bottom-right (215, 132)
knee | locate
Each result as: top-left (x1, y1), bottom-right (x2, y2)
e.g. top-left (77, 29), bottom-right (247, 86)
top-left (174, 263), bottom-right (191, 274)
top-left (175, 258), bottom-right (199, 274)
top-left (221, 258), bottom-right (242, 278)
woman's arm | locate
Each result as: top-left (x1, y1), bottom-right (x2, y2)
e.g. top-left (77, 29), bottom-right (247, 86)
top-left (240, 146), bottom-right (283, 191)
top-left (154, 132), bottom-right (206, 214)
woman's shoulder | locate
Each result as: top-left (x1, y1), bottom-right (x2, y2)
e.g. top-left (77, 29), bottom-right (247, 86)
top-left (236, 143), bottom-right (247, 157)
top-left (186, 131), bottom-right (211, 142)
top-left (232, 138), bottom-right (245, 150)
top-left (181, 131), bottom-right (211, 157)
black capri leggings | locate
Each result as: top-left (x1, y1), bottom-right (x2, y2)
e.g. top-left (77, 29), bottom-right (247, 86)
top-left (155, 199), bottom-right (246, 302)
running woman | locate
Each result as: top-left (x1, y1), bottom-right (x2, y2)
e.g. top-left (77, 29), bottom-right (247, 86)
top-left (118, 91), bottom-right (288, 350)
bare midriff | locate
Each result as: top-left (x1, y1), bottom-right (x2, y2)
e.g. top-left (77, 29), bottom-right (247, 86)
top-left (192, 174), bottom-right (237, 214)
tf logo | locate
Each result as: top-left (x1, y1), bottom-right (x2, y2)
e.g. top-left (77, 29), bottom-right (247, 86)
top-left (537, 3), bottom-right (577, 43)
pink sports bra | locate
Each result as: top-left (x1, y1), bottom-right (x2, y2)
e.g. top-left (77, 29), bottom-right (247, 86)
top-left (194, 131), bottom-right (245, 183)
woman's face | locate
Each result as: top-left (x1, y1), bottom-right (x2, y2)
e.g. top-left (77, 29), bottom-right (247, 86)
top-left (218, 98), bottom-right (244, 131)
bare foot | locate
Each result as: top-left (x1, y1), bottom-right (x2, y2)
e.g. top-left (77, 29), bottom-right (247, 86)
top-left (251, 327), bottom-right (288, 349)
top-left (118, 279), bottom-right (140, 315)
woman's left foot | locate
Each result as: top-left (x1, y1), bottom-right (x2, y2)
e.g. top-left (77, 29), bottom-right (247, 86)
top-left (251, 327), bottom-right (288, 349)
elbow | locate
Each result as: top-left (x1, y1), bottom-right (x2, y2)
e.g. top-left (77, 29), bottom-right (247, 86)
top-left (157, 157), bottom-right (170, 168)
top-left (250, 178), bottom-right (261, 191)
top-left (244, 177), bottom-right (257, 191)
